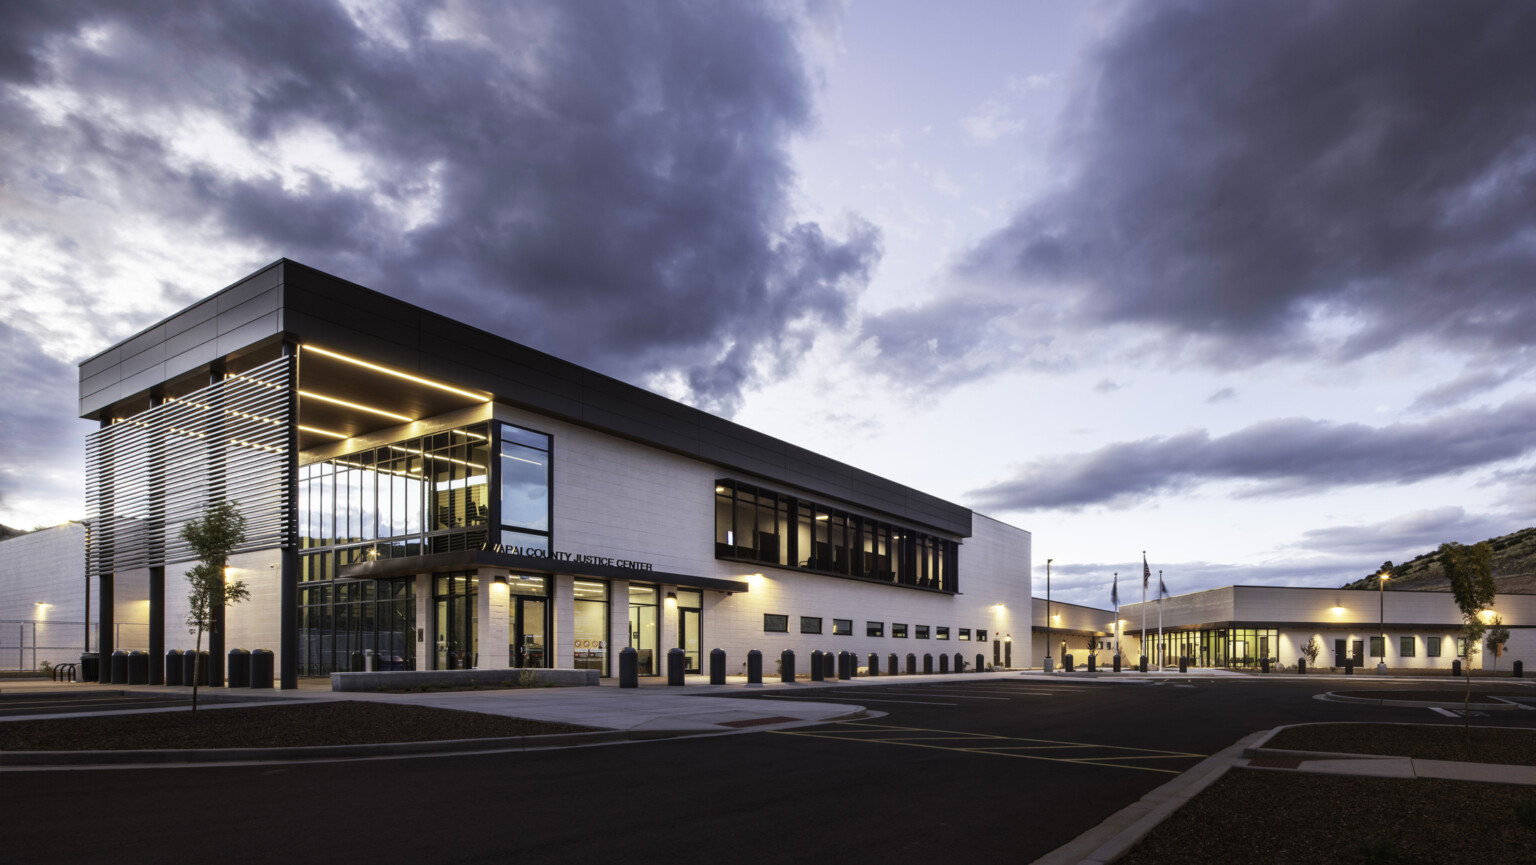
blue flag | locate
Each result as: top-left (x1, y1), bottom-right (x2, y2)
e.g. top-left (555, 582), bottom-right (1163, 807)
top-left (1159, 573), bottom-right (1169, 599)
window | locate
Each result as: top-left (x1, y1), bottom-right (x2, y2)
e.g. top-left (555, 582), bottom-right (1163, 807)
top-left (893, 623), bottom-right (908, 638)
top-left (764, 614), bottom-right (788, 633)
top-left (1457, 637), bottom-right (1469, 657)
top-left (1400, 636), bottom-right (1416, 657)
top-left (1369, 636), bottom-right (1384, 658)
top-left (833, 619), bottom-right (852, 636)
top-left (977, 629), bottom-right (988, 643)
top-left (936, 626), bottom-right (950, 641)
top-left (1427, 636), bottom-right (1442, 658)
top-left (867, 622), bottom-right (884, 638)
top-left (959, 628), bottom-right (971, 641)
top-left (916, 625), bottom-right (930, 639)
top-left (800, 616), bottom-right (822, 634)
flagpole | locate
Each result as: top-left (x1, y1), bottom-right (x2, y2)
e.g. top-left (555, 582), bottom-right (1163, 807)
top-left (1158, 569), bottom-right (1164, 670)
top-left (1141, 551), bottom-right (1148, 669)
top-left (1112, 572), bottom-right (1119, 663)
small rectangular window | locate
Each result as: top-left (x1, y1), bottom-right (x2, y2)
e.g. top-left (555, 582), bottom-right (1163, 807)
top-left (1399, 636), bottom-right (1415, 657)
top-left (800, 616), bottom-right (822, 635)
top-left (976, 629), bottom-right (988, 643)
top-left (959, 628), bottom-right (971, 641)
top-left (1457, 637), bottom-right (1469, 657)
top-left (916, 625), bottom-right (930, 639)
top-left (936, 627), bottom-right (950, 641)
top-left (867, 621), bottom-right (884, 638)
top-left (893, 623), bottom-right (908, 638)
top-left (833, 619), bottom-right (852, 636)
top-left (1369, 636), bottom-right (1384, 658)
top-left (764, 614), bottom-right (788, 633)
top-left (1427, 636), bottom-right (1442, 658)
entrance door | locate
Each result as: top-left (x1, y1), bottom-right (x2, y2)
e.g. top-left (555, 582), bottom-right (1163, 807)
top-left (1004, 639), bottom-right (1012, 668)
top-left (434, 573), bottom-right (477, 670)
top-left (679, 609), bottom-right (700, 673)
top-left (510, 597), bottom-right (547, 668)
top-left (1334, 639), bottom-right (1346, 667)
top-left (1351, 640), bottom-right (1364, 666)
top-left (993, 639), bottom-right (1000, 666)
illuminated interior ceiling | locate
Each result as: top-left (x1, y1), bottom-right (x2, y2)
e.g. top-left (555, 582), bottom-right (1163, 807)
top-left (296, 345), bottom-right (491, 450)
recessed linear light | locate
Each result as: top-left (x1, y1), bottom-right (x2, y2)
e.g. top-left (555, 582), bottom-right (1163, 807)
top-left (299, 390), bottom-right (414, 422)
top-left (298, 425), bottom-right (349, 439)
top-left (303, 345), bottom-right (490, 402)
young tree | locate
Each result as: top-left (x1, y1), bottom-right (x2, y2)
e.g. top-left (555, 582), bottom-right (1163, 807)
top-left (1302, 636), bottom-right (1321, 669)
top-left (1084, 634), bottom-right (1098, 663)
top-left (1485, 616), bottom-right (1511, 673)
top-left (1442, 541), bottom-right (1495, 727)
top-left (180, 502), bottom-right (250, 712)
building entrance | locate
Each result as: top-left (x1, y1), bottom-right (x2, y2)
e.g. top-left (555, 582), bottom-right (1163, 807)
top-left (511, 596), bottom-right (547, 668)
top-left (677, 589), bottom-right (702, 673)
top-left (434, 572), bottom-right (477, 670)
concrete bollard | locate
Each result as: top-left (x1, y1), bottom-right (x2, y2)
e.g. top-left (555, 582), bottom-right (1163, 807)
top-left (1064, 653), bottom-right (1074, 673)
top-left (619, 646), bottom-right (639, 688)
top-left (1087, 655), bottom-right (1096, 673)
top-left (888, 653), bottom-right (899, 676)
top-left (923, 653), bottom-right (933, 674)
top-left (823, 650), bottom-right (836, 680)
top-left (906, 653), bottom-right (916, 675)
top-left (837, 651), bottom-right (852, 680)
top-left (939, 653), bottom-right (949, 674)
top-left (668, 647), bottom-right (686, 685)
top-left (711, 648), bottom-right (727, 685)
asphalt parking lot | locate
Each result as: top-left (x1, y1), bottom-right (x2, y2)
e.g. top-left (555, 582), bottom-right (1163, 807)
top-left (4, 675), bottom-right (1534, 865)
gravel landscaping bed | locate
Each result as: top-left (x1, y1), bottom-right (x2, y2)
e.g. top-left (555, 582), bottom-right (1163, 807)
top-left (0, 701), bottom-right (600, 751)
top-left (1265, 723), bottom-right (1536, 766)
top-left (1119, 769), bottom-right (1536, 865)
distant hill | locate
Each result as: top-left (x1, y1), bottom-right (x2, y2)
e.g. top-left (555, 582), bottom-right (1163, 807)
top-left (1341, 526), bottom-right (1536, 594)
top-left (0, 524), bottom-right (26, 541)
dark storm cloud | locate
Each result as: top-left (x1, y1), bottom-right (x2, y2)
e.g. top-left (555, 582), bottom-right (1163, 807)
top-left (1408, 368), bottom-right (1519, 413)
top-left (969, 394), bottom-right (1536, 511)
top-left (869, 1), bottom-right (1536, 378)
top-left (1296, 506), bottom-right (1513, 557)
top-left (0, 320), bottom-right (85, 516)
top-left (3, 0), bottom-right (877, 415)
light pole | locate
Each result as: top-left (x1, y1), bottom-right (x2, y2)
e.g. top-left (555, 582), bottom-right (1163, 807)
top-left (1044, 558), bottom-right (1054, 673)
top-left (1378, 570), bottom-right (1390, 674)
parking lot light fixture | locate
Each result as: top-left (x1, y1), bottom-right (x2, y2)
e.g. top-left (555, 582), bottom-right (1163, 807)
top-left (1378, 571), bottom-right (1390, 674)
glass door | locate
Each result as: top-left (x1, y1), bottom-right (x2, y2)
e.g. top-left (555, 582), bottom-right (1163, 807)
top-left (433, 572), bottom-right (477, 670)
top-left (677, 588), bottom-right (702, 673)
top-left (628, 584), bottom-right (659, 676)
top-left (512, 597), bottom-right (547, 668)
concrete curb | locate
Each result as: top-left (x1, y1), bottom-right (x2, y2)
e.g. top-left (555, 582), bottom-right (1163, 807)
top-left (1028, 729), bottom-right (1270, 865)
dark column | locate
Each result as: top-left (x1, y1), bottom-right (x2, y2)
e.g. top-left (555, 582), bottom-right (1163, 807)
top-left (97, 573), bottom-right (114, 682)
top-left (148, 566), bottom-right (165, 684)
top-left (210, 595), bottom-right (225, 686)
top-left (279, 344), bottom-right (300, 689)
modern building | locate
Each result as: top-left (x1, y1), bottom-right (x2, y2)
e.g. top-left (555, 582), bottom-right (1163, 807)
top-left (1116, 585), bottom-right (1533, 671)
top-left (0, 522), bottom-right (96, 671)
top-left (1030, 597), bottom-right (1116, 668)
top-left (78, 260), bottom-right (1032, 687)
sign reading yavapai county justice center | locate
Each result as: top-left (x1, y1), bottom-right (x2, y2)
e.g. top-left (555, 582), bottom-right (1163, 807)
top-left (481, 542), bottom-right (654, 573)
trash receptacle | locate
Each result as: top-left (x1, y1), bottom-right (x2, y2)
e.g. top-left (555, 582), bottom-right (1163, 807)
top-left (110, 650), bottom-right (129, 684)
top-left (249, 649), bottom-right (274, 689)
top-left (1451, 659), bottom-right (1461, 678)
top-left (79, 653), bottom-right (100, 683)
top-left (1515, 660), bottom-right (1524, 678)
top-left (127, 650), bottom-right (149, 685)
top-left (227, 648), bottom-right (251, 688)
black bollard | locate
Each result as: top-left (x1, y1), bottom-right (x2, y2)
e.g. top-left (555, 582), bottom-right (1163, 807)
top-left (848, 651), bottom-right (859, 678)
top-left (1064, 653), bottom-right (1074, 673)
top-left (1451, 659), bottom-right (1461, 677)
top-left (823, 650), bottom-right (836, 679)
top-left (165, 649), bottom-right (183, 686)
top-left (923, 653), bottom-right (933, 674)
top-left (227, 649), bottom-right (250, 688)
top-left (711, 648), bottom-right (727, 685)
top-left (1139, 655), bottom-right (1148, 673)
top-left (1113, 654), bottom-right (1121, 673)
top-left (667, 647), bottom-right (686, 686)
top-left (1179, 655), bottom-right (1188, 674)
top-left (868, 653), bottom-right (880, 677)
top-left (781, 649), bottom-right (796, 683)
top-left (619, 646), bottom-right (638, 688)
top-left (939, 653), bottom-right (949, 674)
top-left (811, 650), bottom-right (825, 682)
top-left (837, 651), bottom-right (851, 681)
top-left (888, 653), bottom-right (898, 676)
top-left (249, 649), bottom-right (274, 688)
top-left (1515, 660), bottom-right (1524, 679)
top-left (955, 653), bottom-right (964, 673)
top-left (1087, 655), bottom-right (1096, 673)
top-left (1345, 659), bottom-right (1354, 675)
top-left (747, 649), bottom-right (762, 684)
top-left (976, 653), bottom-right (985, 672)
top-left (906, 653), bottom-right (916, 675)
top-left (1298, 658), bottom-right (1306, 675)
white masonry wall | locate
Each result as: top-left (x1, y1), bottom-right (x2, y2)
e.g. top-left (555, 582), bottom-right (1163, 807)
top-left (494, 403), bottom-right (1032, 673)
top-left (0, 523), bottom-right (89, 669)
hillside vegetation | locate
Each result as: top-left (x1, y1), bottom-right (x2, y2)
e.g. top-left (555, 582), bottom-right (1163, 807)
top-left (1341, 526), bottom-right (1536, 594)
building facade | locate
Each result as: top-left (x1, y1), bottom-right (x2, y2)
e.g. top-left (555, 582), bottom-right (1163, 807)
top-left (1117, 585), bottom-right (1534, 671)
top-left (79, 260), bottom-right (1031, 686)
top-left (0, 522), bottom-right (95, 671)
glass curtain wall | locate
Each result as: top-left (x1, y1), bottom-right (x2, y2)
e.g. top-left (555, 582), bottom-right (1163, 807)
top-left (714, 479), bottom-right (959, 592)
top-left (628, 584), bottom-right (659, 676)
top-left (500, 424), bottom-right (551, 553)
top-left (1148, 628), bottom-right (1280, 669)
top-left (297, 578), bottom-right (415, 676)
top-left (574, 580), bottom-right (609, 675)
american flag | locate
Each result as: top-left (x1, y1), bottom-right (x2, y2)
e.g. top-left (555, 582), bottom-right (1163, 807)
top-left (1143, 553), bottom-right (1151, 590)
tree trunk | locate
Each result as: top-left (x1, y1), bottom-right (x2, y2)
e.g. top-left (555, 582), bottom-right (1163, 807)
top-left (192, 626), bottom-right (203, 713)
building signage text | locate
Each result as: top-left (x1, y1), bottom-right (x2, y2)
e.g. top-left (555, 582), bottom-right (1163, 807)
top-left (481, 542), bottom-right (654, 573)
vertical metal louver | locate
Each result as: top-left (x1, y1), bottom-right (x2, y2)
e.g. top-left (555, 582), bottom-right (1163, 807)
top-left (85, 355), bottom-right (294, 577)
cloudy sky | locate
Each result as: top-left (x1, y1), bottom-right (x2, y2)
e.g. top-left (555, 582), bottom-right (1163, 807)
top-left (3, 0), bottom-right (1534, 606)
